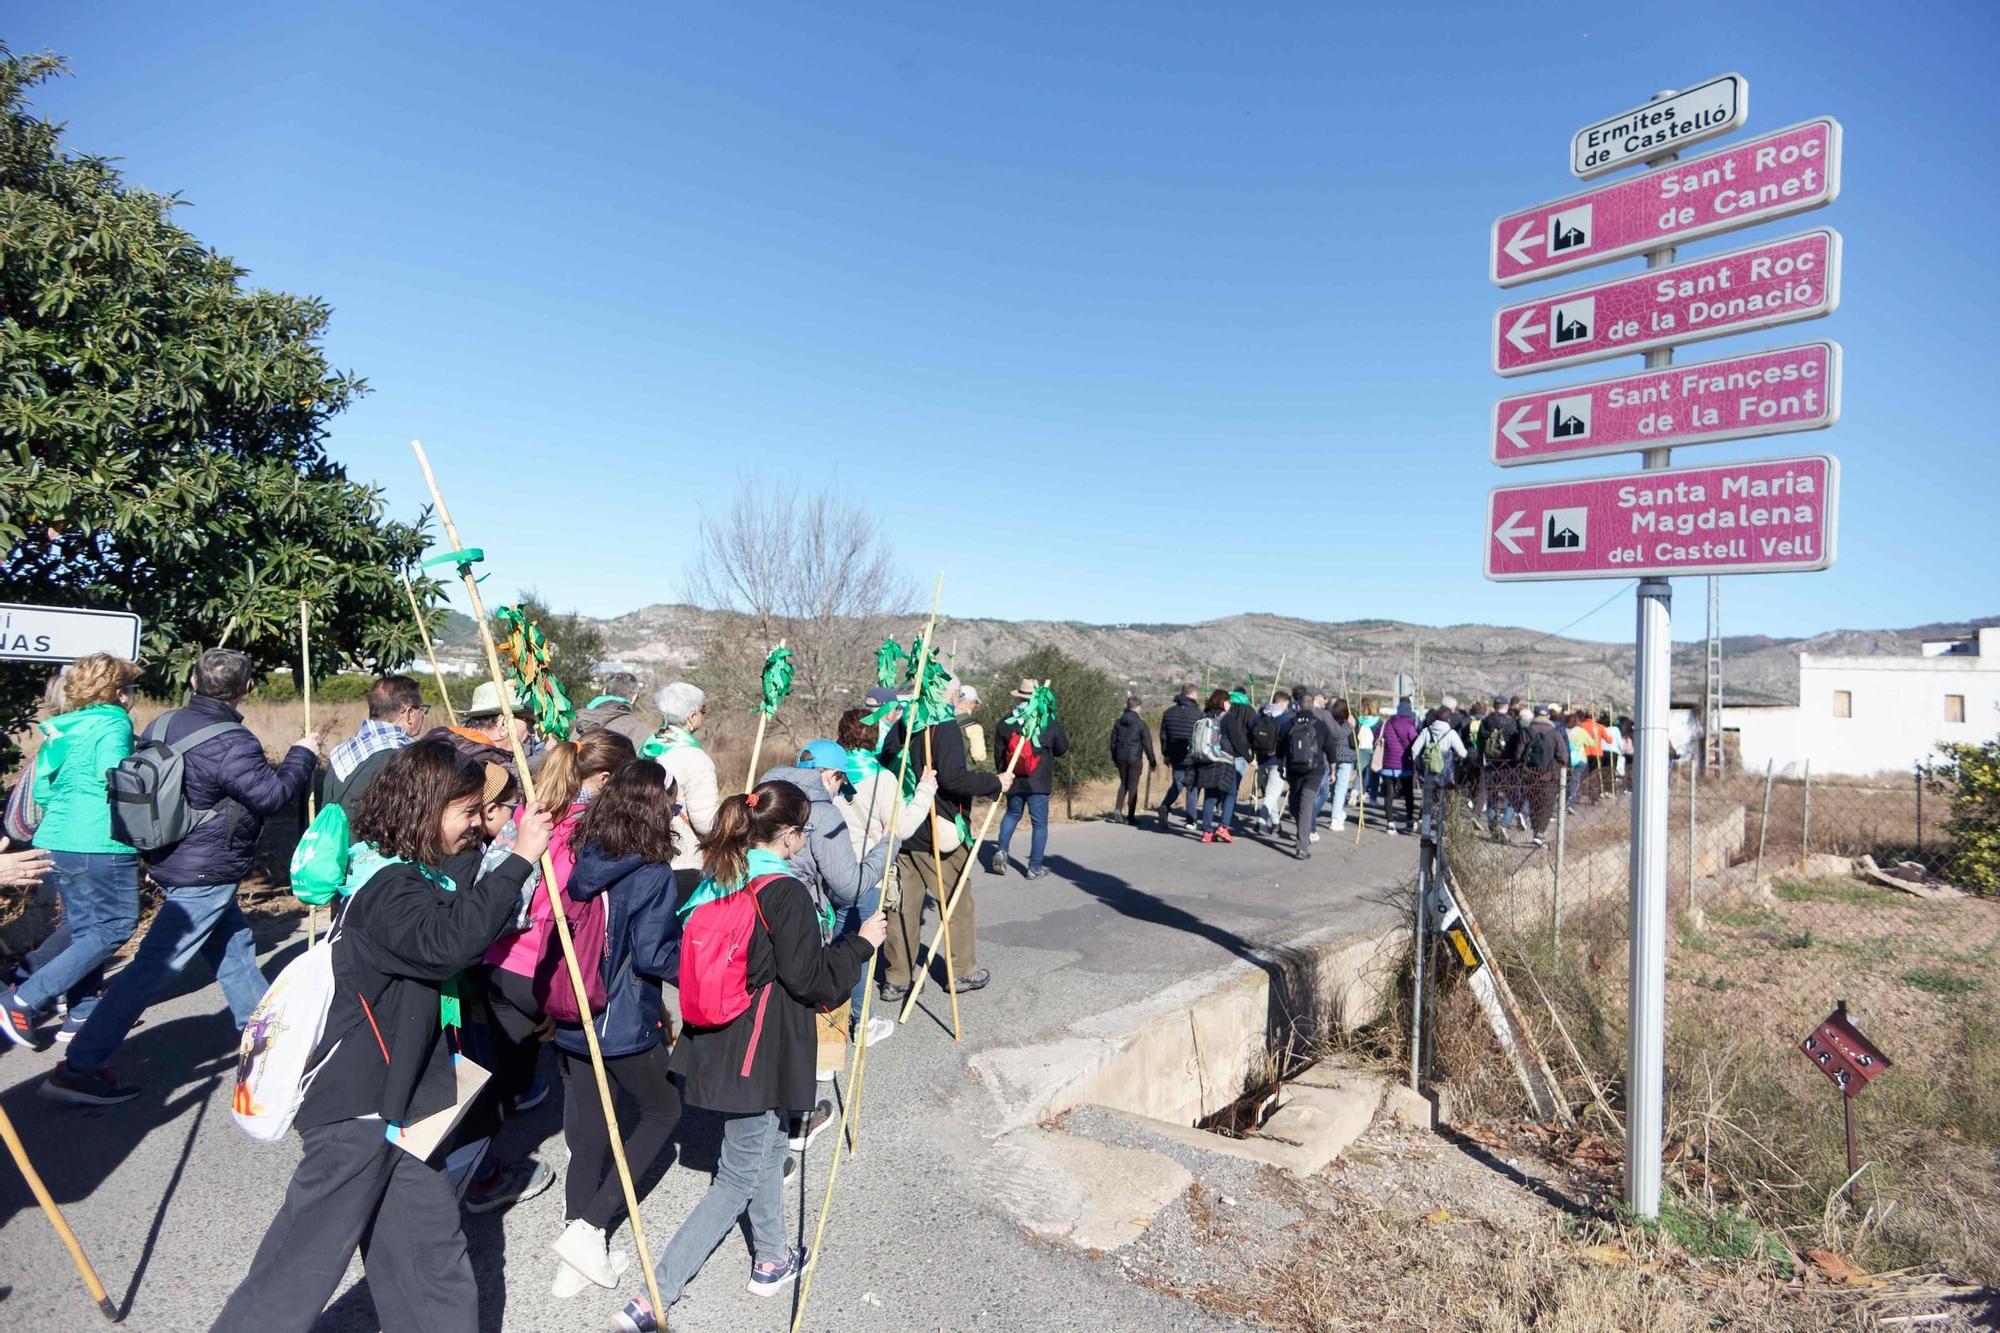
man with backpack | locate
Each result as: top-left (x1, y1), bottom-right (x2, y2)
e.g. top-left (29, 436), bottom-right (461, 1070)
top-left (1410, 707), bottom-right (1467, 839)
top-left (43, 648), bottom-right (318, 1106)
top-left (1480, 695), bottom-right (1524, 839)
top-left (1249, 693), bottom-right (1292, 834)
top-left (1281, 690), bottom-right (1336, 860)
top-left (993, 679), bottom-right (1071, 878)
top-left (1522, 705), bottom-right (1565, 849)
top-left (1154, 686), bottom-right (1202, 831)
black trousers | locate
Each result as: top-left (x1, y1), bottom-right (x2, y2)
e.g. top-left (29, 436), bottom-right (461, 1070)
top-left (215, 1118), bottom-right (476, 1333)
top-left (560, 1041), bottom-right (683, 1231)
top-left (1112, 758), bottom-right (1145, 817)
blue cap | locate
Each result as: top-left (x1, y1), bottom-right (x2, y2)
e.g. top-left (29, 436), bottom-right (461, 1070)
top-left (796, 740), bottom-right (847, 771)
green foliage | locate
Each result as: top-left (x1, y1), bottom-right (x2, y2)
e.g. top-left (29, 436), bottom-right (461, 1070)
top-left (1772, 877), bottom-right (1894, 908)
top-left (505, 591), bottom-right (607, 702)
top-left (1902, 967), bottom-right (1979, 999)
top-left (974, 645), bottom-right (1124, 789)
top-left (0, 48), bottom-right (444, 751)
top-left (1611, 1194), bottom-right (1790, 1272)
top-left (1932, 737), bottom-right (2000, 894)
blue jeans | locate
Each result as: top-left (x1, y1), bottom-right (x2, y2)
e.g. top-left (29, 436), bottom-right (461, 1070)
top-left (66, 880), bottom-right (269, 1074)
top-left (1312, 769), bottom-right (1332, 826)
top-left (1198, 787), bottom-right (1237, 834)
top-left (841, 880), bottom-right (882, 1025)
top-left (1327, 763), bottom-right (1355, 829)
top-left (19, 852), bottom-right (141, 1021)
top-left (998, 792), bottom-right (1050, 871)
top-left (652, 1110), bottom-right (789, 1306)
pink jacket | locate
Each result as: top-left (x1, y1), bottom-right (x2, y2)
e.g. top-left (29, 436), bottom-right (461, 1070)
top-left (484, 802), bottom-right (589, 978)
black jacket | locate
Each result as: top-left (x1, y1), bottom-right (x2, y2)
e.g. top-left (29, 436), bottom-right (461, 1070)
top-left (1281, 707), bottom-right (1340, 777)
top-left (302, 851), bottom-right (532, 1134)
top-left (554, 846), bottom-right (681, 1060)
top-left (1109, 710), bottom-right (1156, 766)
top-left (1192, 708), bottom-right (1243, 791)
top-left (882, 719), bottom-right (998, 849)
top-left (1158, 695), bottom-right (1201, 767)
top-left (144, 696), bottom-right (317, 887)
top-left (668, 874), bottom-right (872, 1115)
top-left (1223, 704), bottom-right (1255, 761)
top-left (994, 717), bottom-right (1071, 798)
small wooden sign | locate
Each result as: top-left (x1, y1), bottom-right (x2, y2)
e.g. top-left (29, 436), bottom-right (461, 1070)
top-left (1799, 1006), bottom-right (1891, 1095)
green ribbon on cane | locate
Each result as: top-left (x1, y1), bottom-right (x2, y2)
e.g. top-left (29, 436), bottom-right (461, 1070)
top-left (758, 646), bottom-right (795, 718)
top-left (1005, 684), bottom-right (1057, 746)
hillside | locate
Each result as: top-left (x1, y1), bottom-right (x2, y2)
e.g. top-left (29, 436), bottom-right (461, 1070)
top-left (436, 607), bottom-right (2000, 712)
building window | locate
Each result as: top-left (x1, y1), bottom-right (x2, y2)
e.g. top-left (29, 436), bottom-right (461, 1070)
top-left (1832, 690), bottom-right (1852, 719)
top-left (1946, 694), bottom-right (1966, 723)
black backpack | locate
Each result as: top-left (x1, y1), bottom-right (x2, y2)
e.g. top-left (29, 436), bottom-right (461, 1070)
top-left (1250, 711), bottom-right (1283, 758)
top-left (1523, 722), bottom-right (1557, 770)
top-left (1482, 718), bottom-right (1515, 765)
top-left (1285, 716), bottom-right (1324, 772)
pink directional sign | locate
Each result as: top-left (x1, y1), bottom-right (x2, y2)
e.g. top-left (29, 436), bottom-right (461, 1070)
top-left (1493, 119), bottom-right (1841, 287)
top-left (1491, 342), bottom-right (1840, 467)
top-left (1484, 455), bottom-right (1838, 582)
top-left (1493, 229), bottom-right (1840, 377)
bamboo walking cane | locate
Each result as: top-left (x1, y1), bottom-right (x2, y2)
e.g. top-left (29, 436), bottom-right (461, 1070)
top-left (840, 580), bottom-right (943, 1150)
top-left (0, 1103), bottom-right (119, 1322)
top-left (412, 441), bottom-right (665, 1319)
top-left (791, 579), bottom-right (942, 1333)
top-left (300, 600), bottom-right (318, 948)
top-left (741, 638), bottom-right (786, 794)
top-left (898, 721), bottom-right (1032, 1025)
top-left (400, 569), bottom-right (459, 726)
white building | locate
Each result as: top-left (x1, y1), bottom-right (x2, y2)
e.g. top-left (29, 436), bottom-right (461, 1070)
top-left (1720, 627), bottom-right (2000, 777)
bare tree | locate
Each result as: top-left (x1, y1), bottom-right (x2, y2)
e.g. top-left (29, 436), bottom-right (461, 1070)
top-left (685, 483), bottom-right (918, 736)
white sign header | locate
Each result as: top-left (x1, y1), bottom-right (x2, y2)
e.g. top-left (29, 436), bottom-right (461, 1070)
top-left (1572, 74), bottom-right (1747, 178)
top-left (0, 603), bottom-right (143, 665)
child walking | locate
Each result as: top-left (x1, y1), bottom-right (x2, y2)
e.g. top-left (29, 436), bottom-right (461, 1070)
top-left (214, 740), bottom-right (552, 1333)
top-left (610, 779), bottom-right (883, 1331)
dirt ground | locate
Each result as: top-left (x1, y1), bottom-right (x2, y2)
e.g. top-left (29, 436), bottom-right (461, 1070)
top-left (1111, 1109), bottom-right (1997, 1331)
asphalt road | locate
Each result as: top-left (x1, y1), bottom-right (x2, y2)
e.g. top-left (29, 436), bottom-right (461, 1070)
top-left (0, 811), bottom-right (1413, 1332)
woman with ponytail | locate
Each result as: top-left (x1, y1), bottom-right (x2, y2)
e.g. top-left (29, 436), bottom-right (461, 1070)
top-left (609, 780), bottom-right (884, 1331)
top-left (468, 729), bottom-right (634, 1211)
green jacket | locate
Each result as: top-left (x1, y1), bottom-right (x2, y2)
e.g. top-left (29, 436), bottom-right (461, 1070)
top-left (31, 703), bottom-right (136, 854)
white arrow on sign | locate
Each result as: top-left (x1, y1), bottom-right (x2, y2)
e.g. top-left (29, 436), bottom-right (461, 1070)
top-left (1505, 308), bottom-right (1545, 355)
top-left (1494, 510), bottom-right (1534, 555)
top-left (1502, 220), bottom-right (1544, 267)
top-left (1500, 403), bottom-right (1542, 450)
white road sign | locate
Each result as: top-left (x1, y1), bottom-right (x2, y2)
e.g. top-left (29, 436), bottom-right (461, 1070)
top-left (0, 603), bottom-right (143, 664)
top-left (1572, 74), bottom-right (1747, 178)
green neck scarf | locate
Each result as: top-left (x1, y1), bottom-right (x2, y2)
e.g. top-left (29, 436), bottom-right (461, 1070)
top-left (641, 724), bottom-right (702, 760)
top-left (678, 847), bottom-right (792, 920)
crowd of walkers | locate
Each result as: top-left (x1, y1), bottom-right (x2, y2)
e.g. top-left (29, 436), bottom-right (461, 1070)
top-left (1, 649), bottom-right (1040, 1330)
top-left (1105, 683), bottom-right (1637, 856)
top-left (1, 645), bottom-right (1647, 1329)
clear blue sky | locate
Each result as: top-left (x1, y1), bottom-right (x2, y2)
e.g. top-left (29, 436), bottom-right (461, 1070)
top-left (11, 2), bottom-right (1995, 645)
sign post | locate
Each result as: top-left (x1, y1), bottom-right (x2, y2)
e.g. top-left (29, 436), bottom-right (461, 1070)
top-left (1800, 1001), bottom-right (1892, 1201)
top-left (0, 604), bottom-right (142, 665)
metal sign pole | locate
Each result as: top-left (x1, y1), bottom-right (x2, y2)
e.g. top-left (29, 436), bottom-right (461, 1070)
top-left (1627, 90), bottom-right (1682, 1223)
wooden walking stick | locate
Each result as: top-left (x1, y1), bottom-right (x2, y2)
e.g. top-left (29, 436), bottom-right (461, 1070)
top-left (842, 581), bottom-right (943, 1148)
top-left (400, 569), bottom-right (459, 726)
top-left (741, 640), bottom-right (791, 793)
top-left (0, 1103), bottom-right (119, 1322)
top-left (299, 599), bottom-right (319, 948)
top-left (791, 579), bottom-right (942, 1333)
top-left (897, 688), bottom-right (1042, 1025)
top-left (412, 441), bottom-right (666, 1319)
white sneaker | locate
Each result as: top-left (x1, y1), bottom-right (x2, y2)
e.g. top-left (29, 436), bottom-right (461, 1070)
top-left (551, 1219), bottom-right (618, 1289)
top-left (859, 1016), bottom-right (896, 1048)
top-left (1309, 831), bottom-right (1320, 843)
top-left (552, 1247), bottom-right (628, 1299)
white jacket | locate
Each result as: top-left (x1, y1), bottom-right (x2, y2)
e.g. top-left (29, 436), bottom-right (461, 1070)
top-left (654, 733), bottom-right (720, 871)
top-left (839, 766), bottom-right (940, 854)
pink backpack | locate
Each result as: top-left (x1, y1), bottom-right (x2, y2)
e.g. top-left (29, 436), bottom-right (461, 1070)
top-left (678, 875), bottom-right (783, 1051)
top-left (532, 881), bottom-right (611, 1024)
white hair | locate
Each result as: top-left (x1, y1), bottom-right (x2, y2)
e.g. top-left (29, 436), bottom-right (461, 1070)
top-left (653, 682), bottom-right (706, 726)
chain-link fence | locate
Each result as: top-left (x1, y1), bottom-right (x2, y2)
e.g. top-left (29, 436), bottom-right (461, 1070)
top-left (1428, 759), bottom-right (2000, 1286)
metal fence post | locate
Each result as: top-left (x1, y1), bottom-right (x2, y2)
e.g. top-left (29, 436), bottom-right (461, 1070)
top-left (1686, 749), bottom-right (1699, 910)
top-left (1802, 759), bottom-right (1813, 865)
top-left (1552, 783), bottom-right (1566, 944)
top-left (1755, 758), bottom-right (1774, 882)
top-left (1915, 762), bottom-right (1924, 857)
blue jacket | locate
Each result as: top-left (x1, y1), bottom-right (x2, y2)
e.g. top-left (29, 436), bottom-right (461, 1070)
top-left (554, 844), bottom-right (680, 1059)
top-left (143, 696), bottom-right (317, 887)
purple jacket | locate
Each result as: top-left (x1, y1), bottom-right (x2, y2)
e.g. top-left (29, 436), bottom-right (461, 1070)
top-left (1376, 711), bottom-right (1421, 773)
top-left (144, 696), bottom-right (317, 887)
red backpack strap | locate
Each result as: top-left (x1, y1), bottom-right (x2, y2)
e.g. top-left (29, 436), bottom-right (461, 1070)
top-left (736, 874), bottom-right (787, 1079)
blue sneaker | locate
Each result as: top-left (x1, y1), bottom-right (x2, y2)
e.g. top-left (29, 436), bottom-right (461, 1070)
top-left (747, 1247), bottom-right (810, 1298)
top-left (0, 986), bottom-right (42, 1048)
top-left (511, 1075), bottom-right (551, 1114)
top-left (608, 1295), bottom-right (659, 1333)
